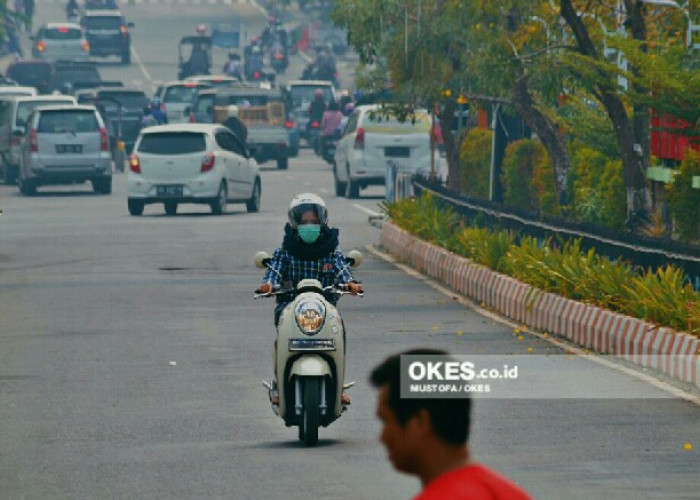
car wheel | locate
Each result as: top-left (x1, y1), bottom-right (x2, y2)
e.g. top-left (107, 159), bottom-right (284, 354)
top-left (210, 181), bottom-right (227, 215)
top-left (92, 178), bottom-right (112, 194)
top-left (344, 165), bottom-right (359, 199)
top-left (164, 202), bottom-right (178, 216)
top-left (246, 178), bottom-right (261, 213)
top-left (277, 157), bottom-right (288, 170)
top-left (122, 48), bottom-right (131, 65)
top-left (19, 175), bottom-right (36, 196)
top-left (128, 199), bottom-right (144, 216)
top-left (333, 163), bottom-right (346, 197)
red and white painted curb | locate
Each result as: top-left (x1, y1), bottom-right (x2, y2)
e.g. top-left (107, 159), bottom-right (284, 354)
top-left (380, 221), bottom-right (700, 390)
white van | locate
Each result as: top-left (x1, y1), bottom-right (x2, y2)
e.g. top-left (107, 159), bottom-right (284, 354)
top-left (333, 104), bottom-right (431, 198)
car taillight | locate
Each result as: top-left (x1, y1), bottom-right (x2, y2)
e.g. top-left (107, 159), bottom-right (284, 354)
top-left (284, 120), bottom-right (294, 128)
top-left (201, 152), bottom-right (215, 172)
top-left (29, 128), bottom-right (38, 152)
top-left (100, 127), bottom-right (109, 151)
top-left (311, 121), bottom-right (319, 128)
top-left (189, 112), bottom-right (195, 123)
top-left (253, 71), bottom-right (260, 79)
top-left (354, 127), bottom-right (365, 149)
top-left (120, 25), bottom-right (128, 34)
top-left (82, 41), bottom-right (90, 52)
top-left (37, 41), bottom-right (46, 52)
top-left (129, 154), bottom-right (141, 173)
top-left (274, 53), bottom-right (283, 60)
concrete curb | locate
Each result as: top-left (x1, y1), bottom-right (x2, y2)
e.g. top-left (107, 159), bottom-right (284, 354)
top-left (380, 221), bottom-right (700, 391)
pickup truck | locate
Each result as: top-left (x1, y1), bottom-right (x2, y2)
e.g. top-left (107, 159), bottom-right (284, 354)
top-left (213, 87), bottom-right (290, 169)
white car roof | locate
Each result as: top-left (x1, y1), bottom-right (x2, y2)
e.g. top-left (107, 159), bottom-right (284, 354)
top-left (140, 123), bottom-right (222, 134)
top-left (83, 9), bottom-right (123, 16)
top-left (286, 80), bottom-right (334, 87)
top-left (33, 104), bottom-right (98, 112)
top-left (0, 86), bottom-right (37, 95)
top-left (10, 95), bottom-right (76, 103)
top-left (43, 22), bottom-right (83, 30)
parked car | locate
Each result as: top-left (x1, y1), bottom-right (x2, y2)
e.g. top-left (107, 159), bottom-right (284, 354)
top-left (17, 104), bottom-right (112, 195)
top-left (31, 23), bottom-right (90, 63)
top-left (6, 60), bottom-right (55, 94)
top-left (333, 104), bottom-right (432, 198)
top-left (0, 86), bottom-right (38, 97)
top-left (80, 9), bottom-right (134, 64)
top-left (0, 94), bottom-right (77, 184)
top-left (153, 81), bottom-right (212, 124)
top-left (127, 123), bottom-right (261, 215)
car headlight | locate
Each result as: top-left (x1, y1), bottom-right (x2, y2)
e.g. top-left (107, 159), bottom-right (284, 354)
top-left (294, 298), bottom-right (326, 335)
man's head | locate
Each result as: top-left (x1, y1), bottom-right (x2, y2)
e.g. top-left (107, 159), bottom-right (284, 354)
top-left (370, 348), bottom-right (471, 474)
top-left (227, 104), bottom-right (239, 118)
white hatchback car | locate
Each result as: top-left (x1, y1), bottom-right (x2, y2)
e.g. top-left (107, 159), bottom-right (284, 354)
top-left (333, 104), bottom-right (432, 198)
top-left (127, 123), bottom-right (261, 216)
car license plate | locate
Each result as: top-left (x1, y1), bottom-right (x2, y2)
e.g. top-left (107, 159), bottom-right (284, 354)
top-left (156, 185), bottom-right (184, 197)
top-left (55, 144), bottom-right (83, 154)
top-left (385, 146), bottom-right (410, 158)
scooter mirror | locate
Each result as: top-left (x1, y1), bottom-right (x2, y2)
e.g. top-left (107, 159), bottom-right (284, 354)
top-left (347, 250), bottom-right (363, 268)
top-left (254, 251), bottom-right (271, 269)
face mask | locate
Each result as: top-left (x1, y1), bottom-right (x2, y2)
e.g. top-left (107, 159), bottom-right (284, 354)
top-left (298, 224), bottom-right (321, 243)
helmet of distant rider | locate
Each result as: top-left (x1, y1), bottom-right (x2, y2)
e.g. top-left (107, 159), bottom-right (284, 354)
top-left (250, 35), bottom-right (259, 45)
top-left (196, 24), bottom-right (206, 35)
top-left (288, 193), bottom-right (328, 229)
top-left (343, 102), bottom-right (355, 115)
top-left (268, 16), bottom-right (276, 25)
top-left (313, 88), bottom-right (324, 100)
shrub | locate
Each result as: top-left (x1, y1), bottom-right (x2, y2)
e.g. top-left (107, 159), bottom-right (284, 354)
top-left (668, 150), bottom-right (700, 242)
top-left (501, 139), bottom-right (544, 211)
top-left (458, 128), bottom-right (493, 199)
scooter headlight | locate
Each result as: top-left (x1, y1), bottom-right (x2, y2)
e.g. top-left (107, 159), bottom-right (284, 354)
top-left (294, 298), bottom-right (326, 335)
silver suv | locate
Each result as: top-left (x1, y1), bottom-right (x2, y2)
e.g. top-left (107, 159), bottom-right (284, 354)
top-left (18, 105), bottom-right (112, 195)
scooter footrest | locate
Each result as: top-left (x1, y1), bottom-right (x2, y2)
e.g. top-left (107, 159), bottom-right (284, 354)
top-left (343, 381), bottom-right (356, 390)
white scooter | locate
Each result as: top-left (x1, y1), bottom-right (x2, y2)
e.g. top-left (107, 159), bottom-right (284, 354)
top-left (254, 250), bottom-right (363, 446)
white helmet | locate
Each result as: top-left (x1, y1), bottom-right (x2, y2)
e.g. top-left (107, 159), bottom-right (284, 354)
top-left (288, 193), bottom-right (327, 228)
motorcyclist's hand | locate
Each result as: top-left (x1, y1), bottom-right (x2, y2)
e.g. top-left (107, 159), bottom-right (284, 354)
top-left (256, 283), bottom-right (273, 294)
top-left (345, 282), bottom-right (363, 295)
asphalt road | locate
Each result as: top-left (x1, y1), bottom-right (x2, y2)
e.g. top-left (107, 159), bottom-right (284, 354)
top-left (0, 1), bottom-right (699, 499)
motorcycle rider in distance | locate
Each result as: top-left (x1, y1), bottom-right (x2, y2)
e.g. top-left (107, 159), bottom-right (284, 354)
top-left (65, 0), bottom-right (79, 20)
top-left (307, 89), bottom-right (326, 152)
top-left (320, 100), bottom-right (342, 158)
top-left (222, 52), bottom-right (242, 80)
top-left (255, 193), bottom-right (363, 405)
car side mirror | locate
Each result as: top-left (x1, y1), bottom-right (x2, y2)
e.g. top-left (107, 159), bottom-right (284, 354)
top-left (128, 22), bottom-right (135, 28)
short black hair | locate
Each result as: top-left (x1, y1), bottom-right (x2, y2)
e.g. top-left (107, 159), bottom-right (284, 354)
top-left (370, 348), bottom-right (471, 446)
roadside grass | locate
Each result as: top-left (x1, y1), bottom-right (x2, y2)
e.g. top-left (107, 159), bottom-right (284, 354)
top-left (382, 193), bottom-right (700, 337)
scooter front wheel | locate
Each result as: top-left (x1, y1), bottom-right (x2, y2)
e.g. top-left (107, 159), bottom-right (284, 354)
top-left (298, 377), bottom-right (320, 446)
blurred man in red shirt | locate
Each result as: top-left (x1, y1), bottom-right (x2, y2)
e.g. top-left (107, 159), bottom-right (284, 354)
top-left (370, 348), bottom-right (532, 500)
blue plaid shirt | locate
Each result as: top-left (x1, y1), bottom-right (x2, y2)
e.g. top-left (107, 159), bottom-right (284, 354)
top-left (263, 247), bottom-right (356, 310)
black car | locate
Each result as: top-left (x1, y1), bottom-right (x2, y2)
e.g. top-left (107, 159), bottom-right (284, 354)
top-left (51, 61), bottom-right (102, 94)
top-left (91, 87), bottom-right (149, 154)
top-left (81, 10), bottom-right (133, 64)
top-left (5, 60), bottom-right (55, 94)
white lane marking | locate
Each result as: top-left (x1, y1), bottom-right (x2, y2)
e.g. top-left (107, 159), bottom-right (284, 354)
top-left (366, 244), bottom-right (700, 407)
top-left (130, 46), bottom-right (153, 88)
top-left (352, 204), bottom-right (380, 217)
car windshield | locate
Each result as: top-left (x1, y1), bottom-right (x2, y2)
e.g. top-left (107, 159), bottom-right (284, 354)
top-left (289, 86), bottom-right (333, 107)
top-left (163, 85), bottom-right (202, 103)
top-left (137, 132), bottom-right (207, 154)
top-left (43, 27), bottom-right (83, 40)
top-left (364, 110), bottom-right (431, 133)
top-left (97, 91), bottom-right (149, 111)
top-left (7, 64), bottom-right (51, 85)
top-left (37, 110), bottom-right (99, 133)
top-left (16, 100), bottom-right (74, 127)
top-left (84, 17), bottom-right (123, 29)
top-left (53, 69), bottom-right (101, 88)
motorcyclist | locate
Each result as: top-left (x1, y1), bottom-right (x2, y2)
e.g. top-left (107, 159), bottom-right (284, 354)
top-left (147, 97), bottom-right (167, 125)
top-left (222, 52), bottom-right (242, 80)
top-left (256, 193), bottom-right (362, 405)
top-left (65, 0), bottom-right (79, 19)
top-left (320, 100), bottom-right (342, 158)
top-left (314, 49), bottom-right (337, 83)
top-left (307, 89), bottom-right (326, 151)
top-left (223, 105), bottom-right (247, 145)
